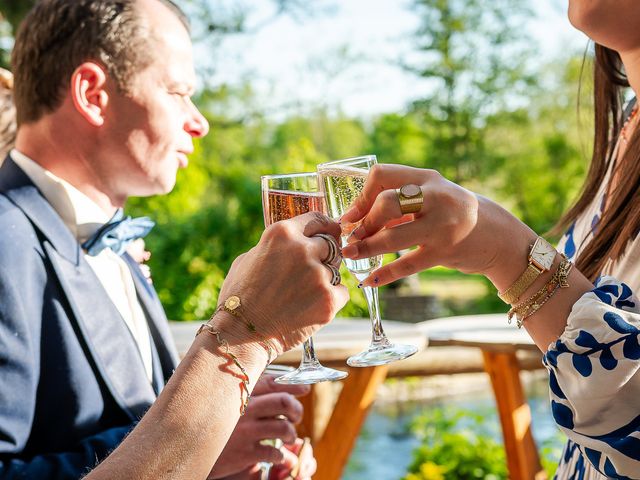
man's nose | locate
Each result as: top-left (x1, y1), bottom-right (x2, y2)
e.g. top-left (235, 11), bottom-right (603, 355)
top-left (185, 101), bottom-right (209, 138)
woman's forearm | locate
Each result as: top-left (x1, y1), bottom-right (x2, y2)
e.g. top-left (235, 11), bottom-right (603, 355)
top-left (478, 196), bottom-right (594, 350)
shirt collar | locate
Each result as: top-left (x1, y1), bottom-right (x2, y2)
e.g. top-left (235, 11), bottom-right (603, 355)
top-left (10, 149), bottom-right (111, 243)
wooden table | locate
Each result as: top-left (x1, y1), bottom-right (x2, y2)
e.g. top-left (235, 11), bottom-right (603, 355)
top-left (170, 318), bottom-right (427, 480)
top-left (419, 314), bottom-right (547, 480)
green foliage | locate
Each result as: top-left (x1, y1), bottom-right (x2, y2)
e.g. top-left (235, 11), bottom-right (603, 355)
top-left (404, 406), bottom-right (508, 479)
top-left (407, 0), bottom-right (536, 184)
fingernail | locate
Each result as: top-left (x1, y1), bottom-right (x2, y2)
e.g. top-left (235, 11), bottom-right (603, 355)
top-left (341, 244), bottom-right (358, 258)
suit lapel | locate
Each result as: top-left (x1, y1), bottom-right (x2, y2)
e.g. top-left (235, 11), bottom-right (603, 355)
top-left (122, 253), bottom-right (179, 380)
top-left (0, 157), bottom-right (155, 420)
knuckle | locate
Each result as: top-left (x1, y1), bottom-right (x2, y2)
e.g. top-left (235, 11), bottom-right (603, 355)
top-left (369, 163), bottom-right (384, 181)
top-left (278, 392), bottom-right (297, 412)
top-left (355, 240), bottom-right (369, 257)
top-left (301, 212), bottom-right (328, 234)
top-left (424, 168), bottom-right (442, 180)
top-left (395, 261), bottom-right (414, 276)
top-left (265, 221), bottom-right (296, 242)
top-left (282, 423), bottom-right (297, 443)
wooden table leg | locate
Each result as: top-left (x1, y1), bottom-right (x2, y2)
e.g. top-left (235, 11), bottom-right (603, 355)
top-left (482, 351), bottom-right (546, 480)
top-left (312, 365), bottom-right (389, 480)
top-left (298, 381), bottom-right (334, 443)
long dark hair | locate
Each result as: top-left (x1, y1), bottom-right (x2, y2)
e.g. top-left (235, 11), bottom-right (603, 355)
top-left (553, 44), bottom-right (640, 281)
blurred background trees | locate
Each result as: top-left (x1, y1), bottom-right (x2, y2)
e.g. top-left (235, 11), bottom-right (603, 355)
top-left (0, 0), bottom-right (592, 320)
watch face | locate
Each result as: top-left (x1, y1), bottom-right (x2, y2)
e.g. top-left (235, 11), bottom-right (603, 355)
top-left (400, 184), bottom-right (421, 198)
top-left (531, 238), bottom-right (556, 270)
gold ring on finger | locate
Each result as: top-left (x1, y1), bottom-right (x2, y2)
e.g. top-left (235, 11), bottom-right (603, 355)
top-left (396, 184), bottom-right (423, 215)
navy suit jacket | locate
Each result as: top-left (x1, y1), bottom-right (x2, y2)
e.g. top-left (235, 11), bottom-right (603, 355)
top-left (0, 157), bottom-right (179, 478)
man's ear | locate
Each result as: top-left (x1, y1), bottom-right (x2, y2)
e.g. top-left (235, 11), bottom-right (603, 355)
top-left (70, 62), bottom-right (109, 127)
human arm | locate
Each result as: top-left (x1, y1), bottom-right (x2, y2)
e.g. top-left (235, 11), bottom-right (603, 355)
top-left (85, 212), bottom-right (348, 480)
top-left (339, 164), bottom-right (592, 349)
top-left (542, 277), bottom-right (640, 477)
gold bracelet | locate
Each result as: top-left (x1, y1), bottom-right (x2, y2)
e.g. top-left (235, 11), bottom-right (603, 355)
top-left (217, 295), bottom-right (277, 364)
top-left (196, 323), bottom-right (252, 415)
top-left (508, 255), bottom-right (573, 328)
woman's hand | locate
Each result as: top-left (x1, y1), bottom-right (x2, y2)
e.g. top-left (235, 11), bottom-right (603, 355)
top-left (340, 164), bottom-right (537, 290)
top-left (215, 212), bottom-right (350, 355)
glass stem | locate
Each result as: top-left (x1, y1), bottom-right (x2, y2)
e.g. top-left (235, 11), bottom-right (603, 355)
top-left (362, 286), bottom-right (390, 347)
top-left (299, 337), bottom-right (320, 368)
top-left (260, 464), bottom-right (271, 480)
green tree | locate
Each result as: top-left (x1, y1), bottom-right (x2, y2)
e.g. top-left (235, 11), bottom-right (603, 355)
top-left (483, 56), bottom-right (592, 235)
top-left (407, 0), bottom-right (536, 183)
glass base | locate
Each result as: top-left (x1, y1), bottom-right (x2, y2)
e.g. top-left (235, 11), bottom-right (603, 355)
top-left (347, 343), bottom-right (418, 367)
top-left (275, 364), bottom-right (348, 385)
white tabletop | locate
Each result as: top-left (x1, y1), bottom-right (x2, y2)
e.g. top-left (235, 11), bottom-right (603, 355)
top-left (418, 313), bottom-right (539, 352)
top-left (169, 317), bottom-right (428, 362)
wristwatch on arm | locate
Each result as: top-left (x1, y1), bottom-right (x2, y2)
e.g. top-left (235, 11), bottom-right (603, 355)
top-left (498, 237), bottom-right (557, 305)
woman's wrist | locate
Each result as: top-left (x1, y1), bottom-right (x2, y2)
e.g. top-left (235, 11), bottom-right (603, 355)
top-left (477, 196), bottom-right (540, 292)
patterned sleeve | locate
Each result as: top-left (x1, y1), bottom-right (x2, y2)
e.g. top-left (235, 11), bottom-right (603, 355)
top-left (543, 276), bottom-right (640, 479)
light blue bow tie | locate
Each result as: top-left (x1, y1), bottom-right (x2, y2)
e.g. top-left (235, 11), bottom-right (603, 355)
top-left (82, 209), bottom-right (155, 256)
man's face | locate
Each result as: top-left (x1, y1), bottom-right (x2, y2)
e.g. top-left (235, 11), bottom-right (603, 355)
top-left (101, 0), bottom-right (209, 198)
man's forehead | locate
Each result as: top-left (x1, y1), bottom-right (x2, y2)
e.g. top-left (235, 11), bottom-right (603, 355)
top-left (135, 0), bottom-right (190, 39)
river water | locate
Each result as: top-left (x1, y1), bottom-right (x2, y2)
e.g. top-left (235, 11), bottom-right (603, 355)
top-left (343, 376), bottom-right (564, 480)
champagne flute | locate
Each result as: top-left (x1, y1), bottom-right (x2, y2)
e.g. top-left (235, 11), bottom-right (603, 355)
top-left (261, 172), bottom-right (348, 384)
top-left (317, 155), bottom-right (418, 366)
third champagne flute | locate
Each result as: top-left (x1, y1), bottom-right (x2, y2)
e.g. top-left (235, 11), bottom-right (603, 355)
top-left (262, 172), bottom-right (348, 384)
top-left (318, 155), bottom-right (418, 366)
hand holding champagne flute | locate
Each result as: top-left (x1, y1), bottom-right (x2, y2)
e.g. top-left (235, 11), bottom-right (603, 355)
top-left (318, 156), bottom-right (418, 366)
top-left (261, 172), bottom-right (348, 384)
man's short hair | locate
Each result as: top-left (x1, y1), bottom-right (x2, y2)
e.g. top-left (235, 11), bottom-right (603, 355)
top-left (11, 0), bottom-right (189, 125)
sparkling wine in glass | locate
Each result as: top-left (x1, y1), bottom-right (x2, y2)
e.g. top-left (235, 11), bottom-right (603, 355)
top-left (318, 155), bottom-right (418, 366)
top-left (261, 172), bottom-right (348, 384)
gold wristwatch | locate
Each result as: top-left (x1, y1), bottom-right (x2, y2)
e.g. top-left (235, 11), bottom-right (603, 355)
top-left (498, 237), bottom-right (557, 305)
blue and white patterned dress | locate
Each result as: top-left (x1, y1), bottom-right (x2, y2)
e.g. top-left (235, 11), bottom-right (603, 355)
top-left (550, 139), bottom-right (640, 478)
top-left (545, 277), bottom-right (640, 479)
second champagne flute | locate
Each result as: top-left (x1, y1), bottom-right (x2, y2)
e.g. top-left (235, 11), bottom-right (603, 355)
top-left (261, 172), bottom-right (348, 384)
top-left (318, 155), bottom-right (418, 366)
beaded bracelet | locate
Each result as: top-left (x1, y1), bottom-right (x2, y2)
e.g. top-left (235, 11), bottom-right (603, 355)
top-left (508, 255), bottom-right (573, 328)
top-left (196, 323), bottom-right (251, 415)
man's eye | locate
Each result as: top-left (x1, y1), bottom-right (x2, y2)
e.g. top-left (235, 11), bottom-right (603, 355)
top-left (170, 92), bottom-right (191, 103)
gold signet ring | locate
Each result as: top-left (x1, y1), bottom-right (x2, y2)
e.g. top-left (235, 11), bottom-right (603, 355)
top-left (396, 184), bottom-right (423, 215)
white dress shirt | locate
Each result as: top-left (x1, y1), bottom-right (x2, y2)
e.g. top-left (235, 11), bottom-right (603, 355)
top-left (11, 149), bottom-right (154, 382)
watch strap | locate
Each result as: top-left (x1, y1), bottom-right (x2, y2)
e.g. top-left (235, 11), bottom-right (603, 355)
top-left (498, 263), bottom-right (544, 305)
